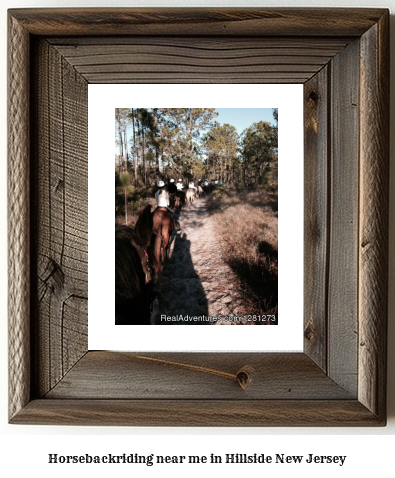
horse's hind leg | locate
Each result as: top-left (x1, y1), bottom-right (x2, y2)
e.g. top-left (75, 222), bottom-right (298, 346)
top-left (162, 229), bottom-right (170, 262)
top-left (161, 237), bottom-right (165, 264)
top-left (152, 232), bottom-right (163, 279)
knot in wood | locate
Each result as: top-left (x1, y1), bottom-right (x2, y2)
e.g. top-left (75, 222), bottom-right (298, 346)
top-left (236, 365), bottom-right (254, 390)
top-left (304, 322), bottom-right (314, 341)
top-left (308, 91), bottom-right (319, 103)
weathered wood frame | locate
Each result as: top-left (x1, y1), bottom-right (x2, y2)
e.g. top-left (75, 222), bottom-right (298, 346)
top-left (8, 8), bottom-right (389, 426)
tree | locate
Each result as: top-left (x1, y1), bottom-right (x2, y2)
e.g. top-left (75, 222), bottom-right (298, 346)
top-left (270, 108), bottom-right (279, 185)
top-left (159, 108), bottom-right (217, 178)
top-left (115, 108), bottom-right (278, 221)
top-left (118, 172), bottom-right (134, 225)
top-left (130, 108), bottom-right (138, 184)
top-left (115, 108), bottom-right (131, 173)
top-left (203, 123), bottom-right (239, 182)
top-left (241, 121), bottom-right (277, 186)
top-left (187, 108), bottom-right (218, 158)
top-left (128, 108), bottom-right (158, 187)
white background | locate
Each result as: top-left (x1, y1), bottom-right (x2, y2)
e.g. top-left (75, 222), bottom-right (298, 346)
top-left (1, 0), bottom-right (395, 476)
top-left (89, 84), bottom-right (303, 351)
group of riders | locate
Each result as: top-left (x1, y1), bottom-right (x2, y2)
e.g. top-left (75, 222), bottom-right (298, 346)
top-left (152, 177), bottom-right (218, 271)
top-left (154, 177), bottom-right (214, 216)
top-left (115, 177), bottom-right (219, 324)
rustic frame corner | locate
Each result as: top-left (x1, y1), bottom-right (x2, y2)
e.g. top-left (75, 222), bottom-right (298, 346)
top-left (8, 7), bottom-right (389, 426)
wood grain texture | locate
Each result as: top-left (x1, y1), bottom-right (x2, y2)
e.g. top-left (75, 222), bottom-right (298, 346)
top-left (8, 12), bottom-right (31, 421)
top-left (359, 12), bottom-right (389, 421)
top-left (11, 399), bottom-right (384, 427)
top-left (7, 8), bottom-right (389, 426)
top-left (8, 8), bottom-right (387, 37)
top-left (48, 37), bottom-right (350, 84)
top-left (31, 39), bottom-right (88, 397)
top-left (45, 352), bottom-right (354, 400)
top-left (303, 67), bottom-right (329, 370)
top-left (327, 39), bottom-right (360, 396)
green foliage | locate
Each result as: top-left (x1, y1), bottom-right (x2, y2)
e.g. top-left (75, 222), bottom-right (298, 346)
top-left (240, 119), bottom-right (278, 187)
top-left (159, 108), bottom-right (218, 176)
top-left (119, 172), bottom-right (131, 188)
top-left (203, 123), bottom-right (239, 183)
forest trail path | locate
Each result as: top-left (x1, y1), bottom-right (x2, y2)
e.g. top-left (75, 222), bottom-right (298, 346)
top-left (152, 194), bottom-right (252, 325)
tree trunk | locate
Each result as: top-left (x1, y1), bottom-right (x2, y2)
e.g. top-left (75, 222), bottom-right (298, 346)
top-left (124, 189), bottom-right (128, 225)
top-left (189, 109), bottom-right (193, 156)
top-left (142, 127), bottom-right (146, 186)
top-left (136, 114), bottom-right (142, 185)
top-left (115, 108), bottom-right (125, 172)
top-left (123, 126), bottom-right (128, 171)
top-left (153, 109), bottom-right (160, 174)
top-left (131, 108), bottom-right (137, 185)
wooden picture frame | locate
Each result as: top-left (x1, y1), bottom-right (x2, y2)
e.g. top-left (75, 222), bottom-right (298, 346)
top-left (8, 8), bottom-right (389, 426)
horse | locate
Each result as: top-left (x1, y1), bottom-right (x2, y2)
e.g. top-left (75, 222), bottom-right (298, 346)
top-left (185, 188), bottom-right (195, 206)
top-left (197, 185), bottom-right (204, 198)
top-left (202, 183), bottom-right (211, 194)
top-left (169, 192), bottom-right (181, 214)
top-left (176, 189), bottom-right (185, 211)
top-left (152, 206), bottom-right (175, 275)
top-left (115, 205), bottom-right (155, 325)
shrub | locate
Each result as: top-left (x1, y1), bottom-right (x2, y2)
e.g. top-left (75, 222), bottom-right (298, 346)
top-left (207, 185), bottom-right (278, 320)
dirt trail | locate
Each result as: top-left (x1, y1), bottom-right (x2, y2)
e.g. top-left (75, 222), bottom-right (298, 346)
top-left (152, 194), bottom-right (251, 325)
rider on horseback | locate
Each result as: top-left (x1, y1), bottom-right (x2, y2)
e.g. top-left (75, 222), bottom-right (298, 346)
top-left (176, 178), bottom-right (184, 191)
top-left (187, 179), bottom-right (196, 203)
top-left (167, 178), bottom-right (178, 210)
top-left (168, 178), bottom-right (177, 195)
top-left (155, 180), bottom-right (180, 230)
top-left (155, 180), bottom-right (173, 214)
top-left (176, 178), bottom-right (186, 207)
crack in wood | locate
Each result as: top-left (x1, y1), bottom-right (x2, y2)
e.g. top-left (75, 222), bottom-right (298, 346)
top-left (135, 355), bottom-right (254, 390)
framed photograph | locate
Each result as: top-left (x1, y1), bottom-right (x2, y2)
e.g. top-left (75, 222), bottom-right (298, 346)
top-left (89, 84), bottom-right (303, 351)
top-left (8, 8), bottom-right (389, 426)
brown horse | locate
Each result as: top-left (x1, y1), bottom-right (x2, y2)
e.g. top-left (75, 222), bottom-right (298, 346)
top-left (176, 189), bottom-right (186, 211)
top-left (115, 205), bottom-right (155, 325)
top-left (152, 207), bottom-right (175, 276)
top-left (169, 193), bottom-right (181, 214)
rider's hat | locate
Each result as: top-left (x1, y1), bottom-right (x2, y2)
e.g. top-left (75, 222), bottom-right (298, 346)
top-left (170, 179), bottom-right (175, 183)
top-left (178, 179), bottom-right (182, 182)
top-left (157, 180), bottom-right (165, 188)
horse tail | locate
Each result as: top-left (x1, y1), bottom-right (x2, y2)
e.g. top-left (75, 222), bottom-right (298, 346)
top-left (151, 210), bottom-right (163, 276)
top-left (152, 231), bottom-right (162, 277)
top-left (169, 211), bottom-right (176, 234)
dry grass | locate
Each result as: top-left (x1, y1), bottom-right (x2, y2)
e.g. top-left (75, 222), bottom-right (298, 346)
top-left (207, 186), bottom-right (278, 321)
